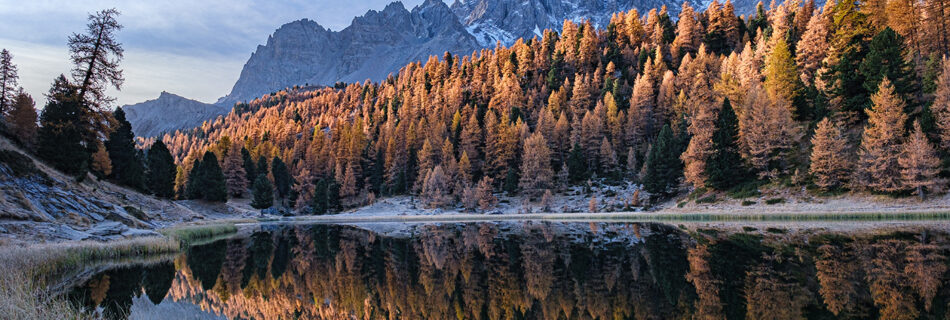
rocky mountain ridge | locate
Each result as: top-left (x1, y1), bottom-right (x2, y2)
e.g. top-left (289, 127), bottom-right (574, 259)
top-left (123, 91), bottom-right (229, 138)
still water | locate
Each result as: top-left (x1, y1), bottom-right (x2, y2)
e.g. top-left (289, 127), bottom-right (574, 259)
top-left (66, 222), bottom-right (950, 319)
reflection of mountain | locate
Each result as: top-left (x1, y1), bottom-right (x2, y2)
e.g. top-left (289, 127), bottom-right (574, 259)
top-left (68, 223), bottom-right (950, 319)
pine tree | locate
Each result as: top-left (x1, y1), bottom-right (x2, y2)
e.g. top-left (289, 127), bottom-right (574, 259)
top-left (222, 145), bottom-right (248, 198)
top-left (37, 75), bottom-right (89, 177)
top-left (312, 178), bottom-right (328, 215)
top-left (250, 174), bottom-right (274, 209)
top-left (241, 147), bottom-right (256, 183)
top-left (519, 131), bottom-right (554, 199)
top-left (8, 91), bottom-right (37, 145)
top-left (643, 124), bottom-right (682, 196)
top-left (859, 28), bottom-right (916, 109)
top-left (900, 121), bottom-right (941, 199)
top-left (706, 99), bottom-right (750, 190)
top-left (271, 156), bottom-right (292, 199)
top-left (567, 143), bottom-right (588, 182)
top-left (0, 49), bottom-right (19, 117)
top-left (826, 0), bottom-right (874, 114)
top-left (106, 107), bottom-right (143, 189)
top-left (146, 140), bottom-right (176, 198)
top-left (859, 78), bottom-right (909, 193)
top-left (200, 151), bottom-right (227, 202)
top-left (809, 118), bottom-right (852, 190)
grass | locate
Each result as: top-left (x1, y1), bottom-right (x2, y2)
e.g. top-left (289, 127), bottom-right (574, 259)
top-left (696, 195), bottom-right (718, 204)
top-left (0, 222), bottom-right (237, 319)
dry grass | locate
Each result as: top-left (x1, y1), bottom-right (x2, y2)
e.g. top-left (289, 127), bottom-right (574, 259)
top-left (0, 222), bottom-right (237, 319)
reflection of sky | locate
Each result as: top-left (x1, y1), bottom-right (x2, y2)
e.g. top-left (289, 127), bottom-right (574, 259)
top-left (0, 0), bottom-right (430, 106)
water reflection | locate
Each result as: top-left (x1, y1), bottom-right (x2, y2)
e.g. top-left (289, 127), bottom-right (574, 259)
top-left (67, 223), bottom-right (950, 319)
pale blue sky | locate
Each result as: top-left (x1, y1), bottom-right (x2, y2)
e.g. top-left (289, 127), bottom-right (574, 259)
top-left (0, 0), bottom-right (430, 105)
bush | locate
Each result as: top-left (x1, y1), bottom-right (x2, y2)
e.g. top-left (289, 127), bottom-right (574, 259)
top-left (741, 200), bottom-right (757, 206)
top-left (742, 226), bottom-right (757, 232)
top-left (696, 195), bottom-right (718, 204)
top-left (728, 182), bottom-right (761, 199)
top-left (0, 150), bottom-right (42, 178)
top-left (766, 227), bottom-right (787, 234)
top-left (765, 198), bottom-right (786, 205)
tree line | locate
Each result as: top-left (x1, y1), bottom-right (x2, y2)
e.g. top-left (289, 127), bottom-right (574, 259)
top-left (149, 0), bottom-right (950, 213)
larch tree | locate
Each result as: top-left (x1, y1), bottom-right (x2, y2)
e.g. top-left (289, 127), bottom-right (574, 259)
top-left (932, 57), bottom-right (950, 149)
top-left (476, 176), bottom-right (497, 211)
top-left (421, 165), bottom-right (452, 208)
top-left (68, 8), bottom-right (124, 138)
top-left (627, 73), bottom-right (655, 149)
top-left (146, 140), bottom-right (176, 198)
top-left (764, 38), bottom-right (803, 117)
top-left (796, 11), bottom-right (830, 87)
top-left (222, 145), bottom-right (249, 198)
top-left (671, 3), bottom-right (703, 62)
top-left (0, 49), bottom-right (19, 117)
top-left (681, 101), bottom-right (717, 188)
top-left (859, 78), bottom-right (909, 193)
top-left (809, 118), bottom-right (852, 190)
top-left (90, 143), bottom-right (111, 178)
top-left (519, 131), bottom-right (554, 199)
top-left (8, 91), bottom-right (37, 145)
top-left (740, 84), bottom-right (800, 178)
top-left (899, 121), bottom-right (941, 199)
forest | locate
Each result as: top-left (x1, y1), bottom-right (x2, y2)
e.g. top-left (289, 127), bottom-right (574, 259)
top-left (5, 0), bottom-right (950, 214)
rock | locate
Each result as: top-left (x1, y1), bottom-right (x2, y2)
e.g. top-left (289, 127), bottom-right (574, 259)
top-left (121, 228), bottom-right (162, 238)
top-left (56, 225), bottom-right (93, 241)
top-left (87, 221), bottom-right (129, 237)
top-left (123, 92), bottom-right (229, 138)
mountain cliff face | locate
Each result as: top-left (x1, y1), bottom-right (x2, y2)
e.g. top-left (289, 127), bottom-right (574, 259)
top-left (217, 0), bottom-right (479, 106)
top-left (450, 0), bottom-right (703, 46)
top-left (123, 91), bottom-right (229, 138)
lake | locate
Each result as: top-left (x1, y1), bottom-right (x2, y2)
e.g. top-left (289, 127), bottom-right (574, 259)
top-left (64, 221), bottom-right (950, 319)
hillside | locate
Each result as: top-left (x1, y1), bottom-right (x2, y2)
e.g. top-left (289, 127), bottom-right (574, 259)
top-left (0, 136), bottom-right (223, 243)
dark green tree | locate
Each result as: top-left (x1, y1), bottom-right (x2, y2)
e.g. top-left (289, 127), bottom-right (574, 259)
top-left (503, 167), bottom-right (519, 195)
top-left (200, 151), bottom-right (227, 202)
top-left (256, 156), bottom-right (268, 178)
top-left (643, 125), bottom-right (683, 196)
top-left (105, 107), bottom-right (144, 189)
top-left (312, 178), bottom-right (328, 215)
top-left (327, 176), bottom-right (341, 212)
top-left (250, 174), bottom-right (273, 209)
top-left (567, 143), bottom-right (587, 183)
top-left (145, 140), bottom-right (176, 198)
top-left (825, 0), bottom-right (873, 114)
top-left (36, 75), bottom-right (90, 178)
top-left (241, 147), bottom-right (256, 183)
top-left (185, 158), bottom-right (203, 199)
top-left (859, 28), bottom-right (917, 112)
top-left (706, 99), bottom-right (750, 190)
top-left (271, 156), bottom-right (292, 198)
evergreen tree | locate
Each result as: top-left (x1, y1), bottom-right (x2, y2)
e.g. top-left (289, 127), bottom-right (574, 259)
top-left (36, 75), bottom-right (89, 178)
top-left (105, 107), bottom-right (144, 189)
top-left (271, 156), bottom-right (292, 199)
top-left (256, 156), bottom-right (268, 180)
top-left (706, 99), bottom-right (750, 190)
top-left (931, 57), bottom-right (950, 149)
top-left (643, 124), bottom-right (682, 196)
top-left (312, 178), bottom-right (328, 215)
top-left (146, 140), bottom-right (176, 198)
top-left (250, 174), bottom-right (274, 209)
top-left (567, 143), bottom-right (587, 182)
top-left (0, 49), bottom-right (19, 117)
top-left (200, 151), bottom-right (227, 202)
top-left (503, 167), bottom-right (519, 195)
top-left (241, 147), bottom-right (256, 183)
top-left (185, 158), bottom-right (204, 200)
top-left (859, 28), bottom-right (917, 110)
top-left (826, 0), bottom-right (873, 114)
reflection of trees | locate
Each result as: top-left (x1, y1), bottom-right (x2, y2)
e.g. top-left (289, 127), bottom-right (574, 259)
top-left (66, 224), bottom-right (950, 320)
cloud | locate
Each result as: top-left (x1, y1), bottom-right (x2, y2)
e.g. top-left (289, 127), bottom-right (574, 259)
top-left (0, 0), bottom-right (431, 105)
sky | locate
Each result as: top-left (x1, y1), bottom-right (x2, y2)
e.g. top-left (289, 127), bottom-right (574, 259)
top-left (0, 0), bottom-right (430, 106)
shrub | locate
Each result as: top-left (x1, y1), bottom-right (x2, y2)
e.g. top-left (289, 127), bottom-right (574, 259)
top-left (741, 200), bottom-right (757, 206)
top-left (765, 198), bottom-right (786, 205)
top-left (766, 227), bottom-right (788, 234)
top-left (696, 195), bottom-right (718, 204)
